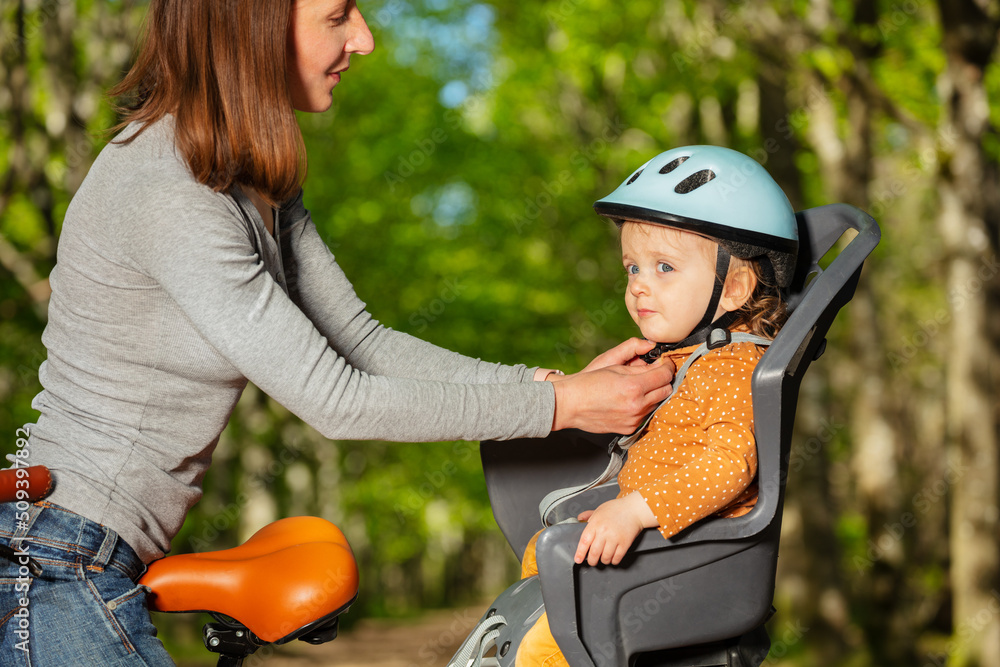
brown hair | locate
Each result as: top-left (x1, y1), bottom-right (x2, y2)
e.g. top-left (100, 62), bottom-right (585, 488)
top-left (109, 0), bottom-right (304, 207)
top-left (727, 256), bottom-right (788, 340)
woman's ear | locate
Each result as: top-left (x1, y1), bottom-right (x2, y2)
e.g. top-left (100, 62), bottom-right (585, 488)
top-left (719, 263), bottom-right (757, 313)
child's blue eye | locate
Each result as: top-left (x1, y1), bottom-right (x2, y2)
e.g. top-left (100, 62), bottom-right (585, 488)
top-left (657, 262), bottom-right (673, 273)
top-left (626, 265), bottom-right (639, 275)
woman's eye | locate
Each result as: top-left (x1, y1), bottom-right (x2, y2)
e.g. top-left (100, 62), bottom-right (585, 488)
top-left (331, 1), bottom-right (355, 26)
top-left (657, 262), bottom-right (673, 273)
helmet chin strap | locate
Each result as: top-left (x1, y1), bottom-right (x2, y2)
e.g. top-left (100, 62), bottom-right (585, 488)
top-left (642, 246), bottom-right (736, 363)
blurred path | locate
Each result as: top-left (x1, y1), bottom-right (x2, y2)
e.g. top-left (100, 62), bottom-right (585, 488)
top-left (180, 605), bottom-right (485, 667)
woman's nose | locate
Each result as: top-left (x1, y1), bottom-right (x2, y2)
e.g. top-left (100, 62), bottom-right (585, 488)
top-left (348, 8), bottom-right (375, 55)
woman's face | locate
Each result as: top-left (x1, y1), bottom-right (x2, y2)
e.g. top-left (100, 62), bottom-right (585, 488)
top-left (287, 0), bottom-right (374, 113)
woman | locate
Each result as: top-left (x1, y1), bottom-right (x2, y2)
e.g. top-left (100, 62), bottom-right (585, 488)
top-left (0, 1), bottom-right (674, 664)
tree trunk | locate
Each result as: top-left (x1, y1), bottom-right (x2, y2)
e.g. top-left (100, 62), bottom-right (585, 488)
top-left (936, 1), bottom-right (1000, 665)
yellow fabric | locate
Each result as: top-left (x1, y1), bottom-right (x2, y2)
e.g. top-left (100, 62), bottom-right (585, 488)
top-left (515, 341), bottom-right (765, 666)
top-left (515, 533), bottom-right (569, 667)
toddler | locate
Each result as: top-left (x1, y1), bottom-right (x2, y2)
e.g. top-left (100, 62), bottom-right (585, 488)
top-left (516, 145), bottom-right (799, 667)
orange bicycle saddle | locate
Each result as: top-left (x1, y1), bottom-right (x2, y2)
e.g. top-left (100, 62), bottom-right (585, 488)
top-left (140, 516), bottom-right (359, 643)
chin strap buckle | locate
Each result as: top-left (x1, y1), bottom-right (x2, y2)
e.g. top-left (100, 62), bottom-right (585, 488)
top-left (707, 327), bottom-right (732, 350)
top-left (641, 341), bottom-right (671, 364)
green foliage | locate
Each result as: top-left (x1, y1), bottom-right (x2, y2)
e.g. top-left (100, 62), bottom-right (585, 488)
top-left (3, 1), bottom-right (1000, 665)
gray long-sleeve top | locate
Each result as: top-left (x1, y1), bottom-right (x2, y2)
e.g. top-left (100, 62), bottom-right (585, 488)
top-left (25, 117), bottom-right (555, 563)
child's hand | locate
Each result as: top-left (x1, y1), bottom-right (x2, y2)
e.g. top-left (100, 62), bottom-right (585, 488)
top-left (574, 492), bottom-right (658, 566)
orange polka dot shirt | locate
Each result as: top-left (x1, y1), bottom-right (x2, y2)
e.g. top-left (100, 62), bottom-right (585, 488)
top-left (616, 340), bottom-right (764, 539)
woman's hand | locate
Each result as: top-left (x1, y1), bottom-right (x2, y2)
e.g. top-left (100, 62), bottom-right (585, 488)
top-left (534, 338), bottom-right (661, 381)
top-left (575, 492), bottom-right (658, 565)
top-left (548, 354), bottom-right (675, 434)
top-left (582, 337), bottom-right (660, 371)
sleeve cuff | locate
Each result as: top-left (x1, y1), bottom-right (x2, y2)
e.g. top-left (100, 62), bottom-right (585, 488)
top-left (532, 368), bottom-right (564, 382)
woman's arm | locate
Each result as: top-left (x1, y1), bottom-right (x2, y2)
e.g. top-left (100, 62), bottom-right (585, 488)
top-left (122, 187), bottom-right (553, 443)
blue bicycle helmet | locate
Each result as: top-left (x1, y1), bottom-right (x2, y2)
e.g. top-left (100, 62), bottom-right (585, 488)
top-left (594, 146), bottom-right (799, 353)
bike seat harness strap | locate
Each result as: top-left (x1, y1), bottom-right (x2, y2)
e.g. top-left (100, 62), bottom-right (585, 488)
top-left (539, 332), bottom-right (772, 528)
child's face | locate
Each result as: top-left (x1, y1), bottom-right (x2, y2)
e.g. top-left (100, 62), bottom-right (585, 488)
top-left (620, 221), bottom-right (723, 344)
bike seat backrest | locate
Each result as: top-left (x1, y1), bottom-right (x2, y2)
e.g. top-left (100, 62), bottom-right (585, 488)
top-left (476, 204), bottom-right (880, 667)
top-left (140, 516), bottom-right (358, 644)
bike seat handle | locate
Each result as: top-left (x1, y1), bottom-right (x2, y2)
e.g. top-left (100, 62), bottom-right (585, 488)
top-left (0, 466), bottom-right (54, 504)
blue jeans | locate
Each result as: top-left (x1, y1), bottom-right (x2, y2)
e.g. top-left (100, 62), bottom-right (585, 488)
top-left (0, 501), bottom-right (173, 665)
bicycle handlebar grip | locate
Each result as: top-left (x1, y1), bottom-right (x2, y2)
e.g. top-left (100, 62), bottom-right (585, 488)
top-left (0, 466), bottom-right (54, 504)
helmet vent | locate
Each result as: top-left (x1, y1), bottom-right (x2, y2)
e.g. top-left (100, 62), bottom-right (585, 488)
top-left (626, 168), bottom-right (644, 185)
top-left (658, 156), bottom-right (689, 174)
top-left (674, 169), bottom-right (716, 194)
